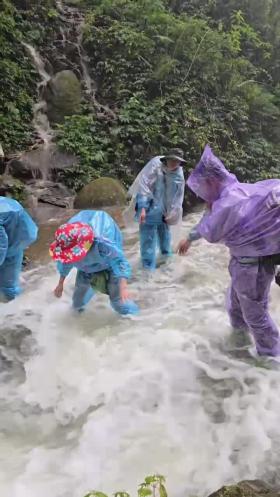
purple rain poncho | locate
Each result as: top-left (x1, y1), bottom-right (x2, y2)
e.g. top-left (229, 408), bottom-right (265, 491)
top-left (187, 145), bottom-right (280, 258)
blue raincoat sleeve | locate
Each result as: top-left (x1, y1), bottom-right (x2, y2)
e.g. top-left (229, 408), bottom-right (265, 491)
top-left (136, 157), bottom-right (161, 210)
top-left (0, 224), bottom-right (8, 265)
top-left (98, 239), bottom-right (131, 279)
top-left (18, 209), bottom-right (38, 249)
top-left (57, 261), bottom-right (75, 278)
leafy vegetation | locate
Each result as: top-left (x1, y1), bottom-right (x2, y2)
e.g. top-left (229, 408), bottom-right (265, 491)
top-left (57, 0), bottom-right (280, 189)
top-left (83, 474), bottom-right (168, 497)
top-left (0, 0), bottom-right (280, 191)
top-left (0, 0), bottom-right (61, 154)
top-left (0, 0), bottom-right (36, 153)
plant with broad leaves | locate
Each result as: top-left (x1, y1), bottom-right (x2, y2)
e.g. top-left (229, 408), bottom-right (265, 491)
top-left (83, 475), bottom-right (167, 497)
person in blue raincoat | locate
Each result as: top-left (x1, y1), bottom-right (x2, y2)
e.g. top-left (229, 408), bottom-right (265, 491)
top-left (50, 210), bottom-right (139, 315)
top-left (0, 197), bottom-right (38, 300)
top-left (129, 148), bottom-right (186, 270)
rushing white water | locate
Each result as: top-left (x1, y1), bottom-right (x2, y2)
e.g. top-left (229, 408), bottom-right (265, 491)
top-left (1, 213), bottom-right (280, 497)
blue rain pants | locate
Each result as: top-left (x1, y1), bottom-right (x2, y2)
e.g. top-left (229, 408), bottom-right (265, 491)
top-left (72, 270), bottom-right (139, 315)
top-left (140, 222), bottom-right (171, 270)
top-left (0, 250), bottom-right (24, 300)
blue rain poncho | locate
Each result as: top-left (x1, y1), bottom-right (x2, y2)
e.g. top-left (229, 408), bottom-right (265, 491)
top-left (57, 210), bottom-right (138, 315)
top-left (0, 197), bottom-right (38, 300)
top-left (57, 210), bottom-right (131, 279)
top-left (126, 156), bottom-right (185, 270)
top-left (130, 156), bottom-right (185, 225)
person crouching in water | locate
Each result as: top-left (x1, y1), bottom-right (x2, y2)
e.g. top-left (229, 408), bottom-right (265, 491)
top-left (129, 148), bottom-right (185, 271)
top-left (178, 145), bottom-right (280, 361)
top-left (0, 196), bottom-right (38, 301)
top-left (50, 210), bottom-right (139, 315)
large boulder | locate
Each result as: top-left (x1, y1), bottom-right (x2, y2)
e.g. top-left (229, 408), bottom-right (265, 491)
top-left (74, 177), bottom-right (127, 209)
top-left (44, 70), bottom-right (82, 124)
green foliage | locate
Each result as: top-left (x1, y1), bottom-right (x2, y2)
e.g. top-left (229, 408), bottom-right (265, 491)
top-left (83, 475), bottom-right (168, 497)
top-left (1, 0), bottom-right (280, 193)
top-left (56, 113), bottom-right (135, 191)
top-left (57, 0), bottom-right (280, 190)
top-left (0, 0), bottom-right (36, 153)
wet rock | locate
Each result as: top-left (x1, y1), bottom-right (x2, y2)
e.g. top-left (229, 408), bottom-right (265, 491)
top-left (209, 481), bottom-right (280, 497)
top-left (7, 157), bottom-right (34, 180)
top-left (0, 325), bottom-right (31, 350)
top-left (74, 177), bottom-right (127, 209)
top-left (25, 180), bottom-right (74, 208)
top-left (7, 144), bottom-right (77, 181)
top-left (44, 70), bottom-right (82, 123)
top-left (0, 324), bottom-right (34, 369)
top-left (0, 175), bottom-right (27, 202)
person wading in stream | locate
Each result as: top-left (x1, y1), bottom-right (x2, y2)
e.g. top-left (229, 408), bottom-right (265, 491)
top-left (178, 144), bottom-right (280, 362)
top-left (0, 196), bottom-right (38, 301)
top-left (128, 148), bottom-right (185, 271)
top-left (50, 210), bottom-right (139, 315)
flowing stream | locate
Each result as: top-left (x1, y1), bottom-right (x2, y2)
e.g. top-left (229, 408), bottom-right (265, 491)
top-left (1, 213), bottom-right (280, 497)
top-left (22, 42), bottom-right (53, 148)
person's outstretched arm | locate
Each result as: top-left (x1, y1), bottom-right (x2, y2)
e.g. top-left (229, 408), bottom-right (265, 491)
top-left (53, 262), bottom-right (74, 298)
top-left (177, 207), bottom-right (211, 255)
top-left (177, 225), bottom-right (202, 255)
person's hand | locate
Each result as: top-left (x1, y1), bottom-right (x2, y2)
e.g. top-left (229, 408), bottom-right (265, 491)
top-left (177, 239), bottom-right (191, 256)
top-left (139, 208), bottom-right (146, 225)
top-left (164, 215), bottom-right (172, 225)
top-left (120, 279), bottom-right (130, 303)
top-left (54, 282), bottom-right (64, 298)
top-left (275, 271), bottom-right (280, 287)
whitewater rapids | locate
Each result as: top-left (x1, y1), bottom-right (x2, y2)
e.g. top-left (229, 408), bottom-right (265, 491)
top-left (0, 213), bottom-right (280, 497)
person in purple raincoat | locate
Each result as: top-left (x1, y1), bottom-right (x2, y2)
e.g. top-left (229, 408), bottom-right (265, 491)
top-left (178, 145), bottom-right (280, 360)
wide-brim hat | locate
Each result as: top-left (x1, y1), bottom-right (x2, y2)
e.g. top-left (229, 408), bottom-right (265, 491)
top-left (160, 148), bottom-right (186, 164)
top-left (49, 222), bottom-right (94, 264)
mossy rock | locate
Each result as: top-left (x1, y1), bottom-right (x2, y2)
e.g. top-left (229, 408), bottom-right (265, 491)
top-left (0, 175), bottom-right (27, 204)
top-left (74, 177), bottom-right (127, 209)
top-left (209, 481), bottom-right (280, 497)
top-left (44, 70), bottom-right (81, 124)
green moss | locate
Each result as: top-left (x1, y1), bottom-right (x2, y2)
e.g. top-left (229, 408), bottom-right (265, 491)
top-left (74, 177), bottom-right (127, 208)
top-left (45, 70), bottom-right (82, 124)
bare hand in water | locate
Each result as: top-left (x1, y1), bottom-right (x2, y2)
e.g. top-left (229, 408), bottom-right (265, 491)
top-left (120, 279), bottom-right (130, 303)
top-left (54, 283), bottom-right (64, 298)
top-left (177, 239), bottom-right (191, 256)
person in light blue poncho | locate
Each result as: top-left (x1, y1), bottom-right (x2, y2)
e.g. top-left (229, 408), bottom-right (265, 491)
top-left (128, 148), bottom-right (185, 270)
top-left (50, 210), bottom-right (139, 315)
top-left (0, 197), bottom-right (38, 300)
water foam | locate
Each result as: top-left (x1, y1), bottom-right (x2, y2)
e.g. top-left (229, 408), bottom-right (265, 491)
top-left (0, 214), bottom-right (280, 497)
